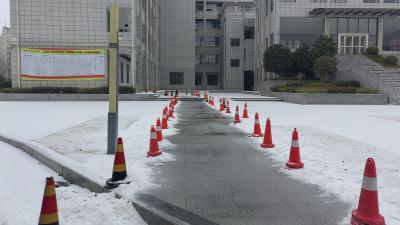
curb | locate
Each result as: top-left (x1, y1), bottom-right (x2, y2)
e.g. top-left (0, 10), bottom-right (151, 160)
top-left (0, 134), bottom-right (190, 225)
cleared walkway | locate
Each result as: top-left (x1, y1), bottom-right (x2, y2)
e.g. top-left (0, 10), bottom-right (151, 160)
top-left (141, 101), bottom-right (349, 225)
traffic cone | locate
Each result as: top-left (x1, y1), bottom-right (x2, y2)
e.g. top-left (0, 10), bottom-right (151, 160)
top-left (234, 105), bottom-right (241, 124)
top-left (223, 98), bottom-right (226, 109)
top-left (169, 105), bottom-right (174, 118)
top-left (106, 137), bottom-right (129, 188)
top-left (286, 128), bottom-right (304, 169)
top-left (351, 158), bottom-right (385, 225)
top-left (219, 99), bottom-right (224, 111)
top-left (148, 126), bottom-right (162, 157)
top-left (225, 101), bottom-right (231, 113)
top-left (252, 112), bottom-right (263, 137)
top-left (243, 103), bottom-right (249, 118)
top-left (156, 118), bottom-right (163, 142)
top-left (260, 118), bottom-right (275, 148)
top-left (38, 177), bottom-right (59, 225)
top-left (211, 97), bottom-right (215, 106)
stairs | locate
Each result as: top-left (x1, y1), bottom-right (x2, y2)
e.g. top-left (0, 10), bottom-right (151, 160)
top-left (336, 55), bottom-right (400, 103)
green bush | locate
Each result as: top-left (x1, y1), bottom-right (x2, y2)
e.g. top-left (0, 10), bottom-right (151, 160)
top-left (365, 46), bottom-right (379, 56)
top-left (327, 87), bottom-right (357, 94)
top-left (383, 56), bottom-right (399, 66)
top-left (334, 80), bottom-right (361, 88)
top-left (356, 88), bottom-right (379, 94)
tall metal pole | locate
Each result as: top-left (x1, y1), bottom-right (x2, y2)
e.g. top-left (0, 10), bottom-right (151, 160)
top-left (107, 4), bottom-right (120, 155)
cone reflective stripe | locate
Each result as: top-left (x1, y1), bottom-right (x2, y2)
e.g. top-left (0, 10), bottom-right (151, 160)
top-left (225, 101), bottom-right (231, 113)
top-left (351, 158), bottom-right (385, 225)
top-left (260, 118), bottom-right (275, 148)
top-left (162, 108), bottom-right (169, 129)
top-left (243, 103), bottom-right (249, 118)
top-left (286, 128), bottom-right (304, 169)
top-left (112, 137), bottom-right (127, 181)
top-left (223, 98), bottom-right (226, 109)
top-left (148, 126), bottom-right (162, 157)
top-left (252, 112), bottom-right (263, 137)
top-left (39, 177), bottom-right (59, 225)
top-left (234, 105), bottom-right (241, 123)
top-left (156, 118), bottom-right (163, 142)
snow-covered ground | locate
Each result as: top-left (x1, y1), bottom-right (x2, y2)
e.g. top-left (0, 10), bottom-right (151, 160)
top-left (204, 92), bottom-right (400, 224)
top-left (0, 141), bottom-right (147, 225)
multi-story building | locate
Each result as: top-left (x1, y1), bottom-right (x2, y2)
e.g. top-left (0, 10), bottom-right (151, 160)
top-left (8, 0), bottom-right (160, 91)
top-left (255, 0), bottom-right (400, 88)
top-left (0, 26), bottom-right (11, 79)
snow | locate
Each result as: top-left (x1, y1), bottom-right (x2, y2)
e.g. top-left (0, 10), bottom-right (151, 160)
top-left (202, 93), bottom-right (400, 224)
top-left (0, 141), bottom-right (147, 225)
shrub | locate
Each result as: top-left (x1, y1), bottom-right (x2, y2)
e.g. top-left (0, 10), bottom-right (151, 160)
top-left (326, 87), bottom-right (357, 94)
top-left (383, 55), bottom-right (399, 66)
top-left (334, 80), bottom-right (361, 88)
top-left (356, 88), bottom-right (379, 94)
top-left (312, 36), bottom-right (337, 60)
top-left (313, 56), bottom-right (336, 81)
top-left (365, 46), bottom-right (379, 56)
top-left (293, 45), bottom-right (313, 76)
top-left (263, 44), bottom-right (292, 75)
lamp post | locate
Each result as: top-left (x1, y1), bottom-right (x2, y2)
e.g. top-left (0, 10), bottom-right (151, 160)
top-left (107, 4), bottom-right (120, 155)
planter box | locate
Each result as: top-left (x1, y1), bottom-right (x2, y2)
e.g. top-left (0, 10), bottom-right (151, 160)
top-left (271, 92), bottom-right (389, 105)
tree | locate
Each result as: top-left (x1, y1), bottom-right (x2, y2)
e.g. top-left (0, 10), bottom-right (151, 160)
top-left (312, 36), bottom-right (337, 60)
top-left (313, 56), bottom-right (336, 82)
top-left (293, 45), bottom-right (313, 77)
top-left (263, 44), bottom-right (292, 75)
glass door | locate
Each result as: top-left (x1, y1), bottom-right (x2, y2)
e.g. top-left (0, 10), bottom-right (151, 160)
top-left (338, 34), bottom-right (368, 55)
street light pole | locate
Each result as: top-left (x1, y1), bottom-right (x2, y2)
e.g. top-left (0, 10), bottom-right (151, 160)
top-left (107, 4), bottom-right (120, 155)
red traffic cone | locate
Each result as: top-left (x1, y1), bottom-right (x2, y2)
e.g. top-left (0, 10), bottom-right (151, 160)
top-left (219, 99), bottom-right (224, 111)
top-left (260, 118), bottom-right (275, 148)
top-left (148, 126), bottom-right (162, 157)
top-left (156, 118), bottom-right (163, 142)
top-left (243, 103), bottom-right (249, 118)
top-left (252, 112), bottom-right (263, 137)
top-left (286, 128), bottom-right (304, 169)
top-left (234, 105), bottom-right (241, 124)
top-left (223, 98), bottom-right (226, 109)
top-left (225, 101), bottom-right (231, 113)
top-left (211, 97), bottom-right (215, 106)
top-left (38, 177), bottom-right (59, 225)
top-left (351, 158), bottom-right (385, 225)
top-left (162, 108), bottom-right (169, 129)
top-left (169, 105), bottom-right (174, 118)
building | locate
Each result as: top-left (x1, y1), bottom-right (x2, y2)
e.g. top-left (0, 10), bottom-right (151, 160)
top-left (255, 0), bottom-right (400, 88)
top-left (0, 26), bottom-right (11, 79)
top-left (9, 0), bottom-right (255, 91)
top-left (9, 0), bottom-right (160, 91)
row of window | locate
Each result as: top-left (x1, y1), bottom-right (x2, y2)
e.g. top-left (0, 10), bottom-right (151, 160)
top-left (169, 72), bottom-right (220, 86)
top-left (196, 54), bottom-right (220, 65)
top-left (195, 37), bottom-right (242, 47)
top-left (279, 0), bottom-right (398, 2)
top-left (195, 19), bottom-right (221, 30)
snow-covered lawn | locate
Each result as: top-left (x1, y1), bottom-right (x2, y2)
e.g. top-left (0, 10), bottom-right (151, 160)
top-left (0, 141), bottom-right (147, 225)
top-left (204, 93), bottom-right (400, 224)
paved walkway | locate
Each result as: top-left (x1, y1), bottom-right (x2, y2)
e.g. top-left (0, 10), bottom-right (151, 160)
top-left (141, 101), bottom-right (349, 225)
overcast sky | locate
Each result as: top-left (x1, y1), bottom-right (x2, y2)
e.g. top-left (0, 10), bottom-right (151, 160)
top-left (0, 0), bottom-right (10, 27)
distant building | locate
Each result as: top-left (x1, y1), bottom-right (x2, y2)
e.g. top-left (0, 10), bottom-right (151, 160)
top-left (0, 26), bottom-right (11, 79)
top-left (255, 0), bottom-right (400, 83)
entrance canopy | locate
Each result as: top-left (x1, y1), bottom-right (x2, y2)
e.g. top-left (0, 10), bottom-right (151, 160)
top-left (310, 8), bottom-right (400, 17)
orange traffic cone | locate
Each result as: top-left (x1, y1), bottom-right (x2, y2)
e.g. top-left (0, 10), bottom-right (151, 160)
top-left (351, 158), bottom-right (385, 225)
top-left (243, 103), bottom-right (249, 118)
top-left (156, 118), bottom-right (163, 142)
top-left (106, 137), bottom-right (129, 188)
top-left (260, 118), bottom-right (275, 148)
top-left (219, 99), bottom-right (224, 111)
top-left (223, 98), bottom-right (226, 109)
top-left (234, 105), bottom-right (241, 124)
top-left (38, 177), bottom-right (59, 225)
top-left (147, 126), bottom-right (162, 157)
top-left (162, 108), bottom-right (169, 129)
top-left (252, 112), bottom-right (263, 137)
top-left (169, 105), bottom-right (174, 118)
top-left (225, 101), bottom-right (231, 113)
top-left (286, 128), bottom-right (304, 169)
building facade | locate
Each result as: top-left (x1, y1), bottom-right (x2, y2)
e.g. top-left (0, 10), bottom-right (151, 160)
top-left (0, 26), bottom-right (12, 79)
top-left (9, 0), bottom-right (160, 91)
top-left (255, 0), bottom-right (400, 88)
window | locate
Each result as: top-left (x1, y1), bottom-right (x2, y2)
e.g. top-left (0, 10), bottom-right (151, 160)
top-left (231, 38), bottom-right (240, 46)
top-left (120, 62), bottom-right (124, 83)
top-left (207, 73), bottom-right (219, 86)
top-left (196, 1), bottom-right (204, 11)
top-left (364, 0), bottom-right (379, 2)
top-left (207, 37), bottom-right (220, 47)
top-left (231, 59), bottom-right (240, 67)
top-left (206, 54), bottom-right (219, 64)
top-left (280, 0), bottom-right (296, 2)
top-left (196, 36), bottom-right (204, 47)
top-left (384, 0), bottom-right (399, 2)
top-left (330, 18), bottom-right (378, 47)
top-left (196, 54), bottom-right (204, 66)
top-left (244, 27), bottom-right (255, 39)
top-left (126, 64), bottom-right (130, 83)
top-left (311, 0), bottom-right (327, 2)
top-left (169, 72), bottom-right (184, 85)
top-left (208, 19), bottom-right (220, 29)
top-left (331, 0), bottom-right (347, 3)
top-left (383, 18), bottom-right (400, 51)
top-left (196, 20), bottom-right (204, 30)
top-left (195, 72), bottom-right (203, 86)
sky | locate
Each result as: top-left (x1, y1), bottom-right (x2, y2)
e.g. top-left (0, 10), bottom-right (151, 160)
top-left (0, 0), bottom-right (10, 27)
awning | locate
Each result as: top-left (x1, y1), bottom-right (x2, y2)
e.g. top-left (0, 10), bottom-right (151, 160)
top-left (310, 8), bottom-right (400, 17)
